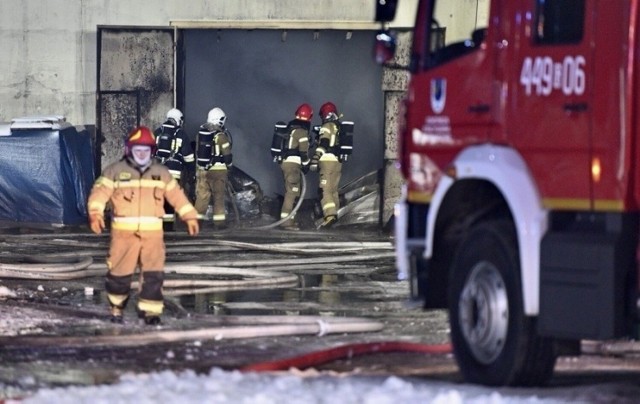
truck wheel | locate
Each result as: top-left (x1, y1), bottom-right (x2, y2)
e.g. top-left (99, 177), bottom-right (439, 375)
top-left (448, 220), bottom-right (555, 386)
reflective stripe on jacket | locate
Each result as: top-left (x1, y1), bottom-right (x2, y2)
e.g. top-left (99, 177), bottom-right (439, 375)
top-left (88, 158), bottom-right (197, 232)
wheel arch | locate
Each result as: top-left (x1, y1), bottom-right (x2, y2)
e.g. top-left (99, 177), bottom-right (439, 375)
top-left (425, 144), bottom-right (547, 315)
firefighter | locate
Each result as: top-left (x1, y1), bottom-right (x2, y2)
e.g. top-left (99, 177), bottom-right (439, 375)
top-left (310, 102), bottom-right (346, 228)
top-left (194, 107), bottom-right (233, 228)
top-left (153, 108), bottom-right (196, 224)
top-left (271, 104), bottom-right (313, 230)
top-left (87, 126), bottom-right (199, 325)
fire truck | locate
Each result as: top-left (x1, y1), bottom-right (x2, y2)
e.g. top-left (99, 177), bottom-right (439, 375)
top-left (375, 0), bottom-right (640, 386)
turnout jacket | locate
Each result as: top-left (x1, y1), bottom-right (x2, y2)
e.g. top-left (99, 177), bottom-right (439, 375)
top-left (196, 123), bottom-right (232, 170)
top-left (153, 122), bottom-right (195, 179)
top-left (314, 120), bottom-right (340, 162)
top-left (88, 158), bottom-right (198, 233)
top-left (284, 119), bottom-right (310, 164)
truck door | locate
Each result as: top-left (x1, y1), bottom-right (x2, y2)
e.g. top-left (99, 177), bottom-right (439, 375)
top-left (408, 0), bottom-right (495, 149)
top-left (509, 0), bottom-right (593, 209)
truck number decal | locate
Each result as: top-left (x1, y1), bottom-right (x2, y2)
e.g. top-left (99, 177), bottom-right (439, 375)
top-left (520, 56), bottom-right (586, 96)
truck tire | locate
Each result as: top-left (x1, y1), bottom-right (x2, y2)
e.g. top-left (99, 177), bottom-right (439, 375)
top-left (448, 220), bottom-right (555, 386)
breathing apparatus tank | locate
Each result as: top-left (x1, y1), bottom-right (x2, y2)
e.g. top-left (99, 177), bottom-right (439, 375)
top-left (270, 121), bottom-right (289, 162)
top-left (196, 126), bottom-right (215, 169)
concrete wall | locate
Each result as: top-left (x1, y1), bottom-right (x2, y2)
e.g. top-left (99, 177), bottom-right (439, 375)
top-left (1, 0), bottom-right (417, 125)
top-left (381, 30), bottom-right (412, 225)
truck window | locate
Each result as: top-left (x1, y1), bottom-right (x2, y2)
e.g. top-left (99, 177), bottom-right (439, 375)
top-left (412, 0), bottom-right (490, 70)
top-left (534, 0), bottom-right (585, 44)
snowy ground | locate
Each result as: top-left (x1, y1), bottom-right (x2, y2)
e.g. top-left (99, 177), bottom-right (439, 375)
top-left (8, 367), bottom-right (640, 403)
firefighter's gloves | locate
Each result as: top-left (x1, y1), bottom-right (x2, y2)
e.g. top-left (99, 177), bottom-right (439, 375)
top-left (186, 219), bottom-right (199, 236)
top-left (89, 214), bottom-right (105, 234)
top-left (224, 154), bottom-right (233, 168)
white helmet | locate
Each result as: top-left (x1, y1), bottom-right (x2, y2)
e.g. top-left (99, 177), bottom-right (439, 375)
top-left (207, 107), bottom-right (226, 127)
top-left (166, 108), bottom-right (183, 126)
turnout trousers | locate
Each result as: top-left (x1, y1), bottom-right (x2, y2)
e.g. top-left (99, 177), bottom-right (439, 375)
top-left (318, 160), bottom-right (342, 219)
top-left (280, 160), bottom-right (302, 225)
top-left (105, 229), bottom-right (166, 317)
top-left (195, 168), bottom-right (228, 224)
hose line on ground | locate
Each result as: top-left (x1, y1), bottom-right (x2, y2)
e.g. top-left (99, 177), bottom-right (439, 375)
top-left (0, 250), bottom-right (393, 282)
top-left (0, 256), bottom-right (93, 279)
top-left (0, 250), bottom-right (391, 279)
top-left (241, 341), bottom-right (453, 372)
top-left (0, 316), bottom-right (384, 349)
top-left (133, 268), bottom-right (300, 296)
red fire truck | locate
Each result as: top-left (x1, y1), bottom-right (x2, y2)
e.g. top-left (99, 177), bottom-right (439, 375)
top-left (375, 0), bottom-right (640, 386)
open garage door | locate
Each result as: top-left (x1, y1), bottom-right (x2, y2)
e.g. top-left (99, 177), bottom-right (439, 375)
top-left (97, 27), bottom-right (175, 172)
top-left (181, 29), bottom-right (384, 199)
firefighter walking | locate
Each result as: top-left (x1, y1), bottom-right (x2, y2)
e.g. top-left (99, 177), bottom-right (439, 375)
top-left (154, 108), bottom-right (196, 223)
top-left (87, 126), bottom-right (199, 325)
top-left (271, 104), bottom-right (313, 229)
top-left (310, 102), bottom-right (353, 228)
top-left (194, 107), bottom-right (233, 228)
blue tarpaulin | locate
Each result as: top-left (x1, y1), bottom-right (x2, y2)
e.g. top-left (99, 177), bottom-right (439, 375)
top-left (0, 118), bottom-right (94, 226)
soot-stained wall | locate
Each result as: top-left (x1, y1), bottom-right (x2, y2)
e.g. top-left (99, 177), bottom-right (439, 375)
top-left (98, 28), bottom-right (174, 170)
top-left (183, 29), bottom-right (384, 199)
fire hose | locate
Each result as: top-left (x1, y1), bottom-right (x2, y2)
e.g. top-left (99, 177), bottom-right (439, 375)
top-left (0, 315), bottom-right (386, 349)
top-left (0, 251), bottom-right (392, 279)
top-left (241, 341), bottom-right (453, 372)
top-left (256, 171), bottom-right (308, 229)
top-left (0, 239), bottom-right (393, 285)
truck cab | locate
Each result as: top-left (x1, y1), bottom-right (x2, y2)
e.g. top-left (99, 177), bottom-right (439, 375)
top-left (377, 0), bottom-right (640, 386)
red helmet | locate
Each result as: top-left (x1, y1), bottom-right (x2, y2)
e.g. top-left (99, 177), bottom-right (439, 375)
top-left (125, 126), bottom-right (156, 155)
top-left (319, 102), bottom-right (338, 120)
top-left (295, 103), bottom-right (313, 121)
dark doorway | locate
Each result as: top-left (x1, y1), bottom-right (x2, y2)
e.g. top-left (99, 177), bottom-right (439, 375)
top-left (182, 29), bottom-right (384, 198)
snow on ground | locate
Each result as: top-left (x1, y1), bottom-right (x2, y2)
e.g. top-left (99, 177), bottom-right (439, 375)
top-left (5, 367), bottom-right (640, 404)
top-left (0, 286), bottom-right (15, 299)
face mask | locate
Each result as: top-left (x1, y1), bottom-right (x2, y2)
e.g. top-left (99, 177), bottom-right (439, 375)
top-left (131, 145), bottom-right (152, 167)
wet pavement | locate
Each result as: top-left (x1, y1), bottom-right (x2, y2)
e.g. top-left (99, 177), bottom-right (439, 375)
top-left (0, 221), bottom-right (454, 392)
top-left (1, 221), bottom-right (640, 398)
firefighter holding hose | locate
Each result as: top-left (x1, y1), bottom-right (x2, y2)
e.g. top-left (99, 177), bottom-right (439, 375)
top-left (309, 102), bottom-right (354, 228)
top-left (271, 103), bottom-right (313, 230)
top-left (87, 126), bottom-right (199, 325)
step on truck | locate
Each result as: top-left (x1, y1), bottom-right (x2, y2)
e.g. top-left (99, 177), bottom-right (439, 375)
top-left (375, 0), bottom-right (640, 386)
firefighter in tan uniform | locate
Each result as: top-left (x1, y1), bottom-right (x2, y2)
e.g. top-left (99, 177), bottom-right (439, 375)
top-left (310, 102), bottom-right (352, 228)
top-left (88, 126), bottom-right (199, 325)
top-left (194, 107), bottom-right (233, 228)
top-left (271, 104), bottom-right (313, 229)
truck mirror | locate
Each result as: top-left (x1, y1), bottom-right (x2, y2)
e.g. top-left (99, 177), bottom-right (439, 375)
top-left (375, 0), bottom-right (398, 22)
top-left (374, 29), bottom-right (397, 64)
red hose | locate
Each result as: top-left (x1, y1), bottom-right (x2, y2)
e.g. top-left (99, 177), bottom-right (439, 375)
top-left (241, 341), bottom-right (452, 372)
